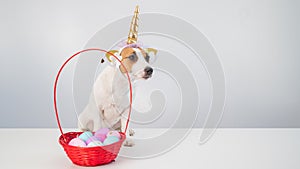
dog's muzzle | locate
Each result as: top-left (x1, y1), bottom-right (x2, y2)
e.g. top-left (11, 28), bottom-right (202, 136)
top-left (143, 66), bottom-right (153, 79)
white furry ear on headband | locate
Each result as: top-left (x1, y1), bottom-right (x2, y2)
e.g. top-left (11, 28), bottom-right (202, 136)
top-left (105, 49), bottom-right (123, 68)
top-left (144, 48), bottom-right (158, 56)
top-left (144, 48), bottom-right (158, 64)
top-left (105, 50), bottom-right (119, 62)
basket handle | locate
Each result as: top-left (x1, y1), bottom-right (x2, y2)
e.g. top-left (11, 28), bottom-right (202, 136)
top-left (53, 48), bottom-right (133, 141)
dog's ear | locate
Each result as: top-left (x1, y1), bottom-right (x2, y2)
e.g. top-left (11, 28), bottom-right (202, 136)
top-left (144, 48), bottom-right (158, 63)
top-left (105, 50), bottom-right (119, 64)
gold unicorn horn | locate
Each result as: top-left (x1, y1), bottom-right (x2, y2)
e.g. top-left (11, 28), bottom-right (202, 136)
top-left (127, 5), bottom-right (139, 44)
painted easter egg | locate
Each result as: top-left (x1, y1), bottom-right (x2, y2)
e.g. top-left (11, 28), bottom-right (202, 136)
top-left (95, 128), bottom-right (110, 136)
top-left (86, 136), bottom-right (100, 145)
top-left (87, 141), bottom-right (104, 147)
top-left (106, 130), bottom-right (121, 139)
top-left (68, 138), bottom-right (86, 147)
top-left (103, 136), bottom-right (120, 145)
top-left (94, 133), bottom-right (106, 142)
top-left (78, 131), bottom-right (93, 142)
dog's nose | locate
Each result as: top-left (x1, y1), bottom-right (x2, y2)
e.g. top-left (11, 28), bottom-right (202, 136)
top-left (144, 67), bottom-right (153, 75)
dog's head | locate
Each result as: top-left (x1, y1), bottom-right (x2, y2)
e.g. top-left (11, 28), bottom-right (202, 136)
top-left (106, 46), bottom-right (157, 80)
top-left (104, 6), bottom-right (158, 80)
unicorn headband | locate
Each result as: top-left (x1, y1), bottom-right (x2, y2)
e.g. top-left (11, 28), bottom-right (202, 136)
top-left (106, 5), bottom-right (157, 63)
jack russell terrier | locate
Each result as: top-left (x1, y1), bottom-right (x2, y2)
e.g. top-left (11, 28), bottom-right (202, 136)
top-left (78, 6), bottom-right (157, 146)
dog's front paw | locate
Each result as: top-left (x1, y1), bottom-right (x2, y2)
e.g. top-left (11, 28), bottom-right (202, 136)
top-left (129, 128), bottom-right (135, 136)
top-left (123, 138), bottom-right (135, 147)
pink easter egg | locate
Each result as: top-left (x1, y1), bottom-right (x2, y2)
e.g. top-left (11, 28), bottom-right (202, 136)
top-left (106, 130), bottom-right (121, 139)
top-left (86, 136), bottom-right (100, 145)
top-left (68, 138), bottom-right (86, 147)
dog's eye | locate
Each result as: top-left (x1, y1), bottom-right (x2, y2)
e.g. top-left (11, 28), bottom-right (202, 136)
top-left (128, 54), bottom-right (137, 61)
top-left (145, 53), bottom-right (150, 63)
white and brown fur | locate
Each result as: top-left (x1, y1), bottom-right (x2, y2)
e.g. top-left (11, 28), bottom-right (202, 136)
top-left (78, 46), bottom-right (155, 146)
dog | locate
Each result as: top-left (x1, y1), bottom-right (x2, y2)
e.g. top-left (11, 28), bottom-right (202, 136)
top-left (78, 45), bottom-right (157, 146)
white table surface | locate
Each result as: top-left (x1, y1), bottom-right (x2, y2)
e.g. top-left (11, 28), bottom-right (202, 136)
top-left (0, 128), bottom-right (299, 169)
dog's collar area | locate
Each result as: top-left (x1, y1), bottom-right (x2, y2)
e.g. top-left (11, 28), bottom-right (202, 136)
top-left (116, 65), bottom-right (135, 83)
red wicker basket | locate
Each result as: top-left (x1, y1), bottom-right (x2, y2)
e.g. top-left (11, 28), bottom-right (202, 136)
top-left (53, 48), bottom-right (133, 166)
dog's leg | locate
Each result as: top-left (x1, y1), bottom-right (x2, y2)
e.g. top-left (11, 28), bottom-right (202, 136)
top-left (121, 109), bottom-right (135, 147)
top-left (78, 111), bottom-right (92, 131)
top-left (128, 128), bottom-right (135, 136)
top-left (78, 93), bottom-right (101, 131)
top-left (112, 120), bottom-right (121, 131)
top-left (92, 119), bottom-right (101, 132)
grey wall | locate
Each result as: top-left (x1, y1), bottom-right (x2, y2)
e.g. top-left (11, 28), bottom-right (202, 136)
top-left (0, 0), bottom-right (299, 128)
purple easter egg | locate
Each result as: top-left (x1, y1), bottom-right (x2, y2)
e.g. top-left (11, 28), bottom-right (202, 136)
top-left (68, 138), bottom-right (86, 147)
top-left (86, 136), bottom-right (100, 145)
top-left (95, 128), bottom-right (110, 135)
top-left (106, 130), bottom-right (121, 139)
top-left (94, 133), bottom-right (107, 142)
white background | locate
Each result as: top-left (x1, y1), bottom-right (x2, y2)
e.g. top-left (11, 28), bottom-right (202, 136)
top-left (0, 0), bottom-right (299, 128)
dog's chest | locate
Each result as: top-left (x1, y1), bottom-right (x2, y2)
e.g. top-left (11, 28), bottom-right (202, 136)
top-left (94, 66), bottom-right (130, 112)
